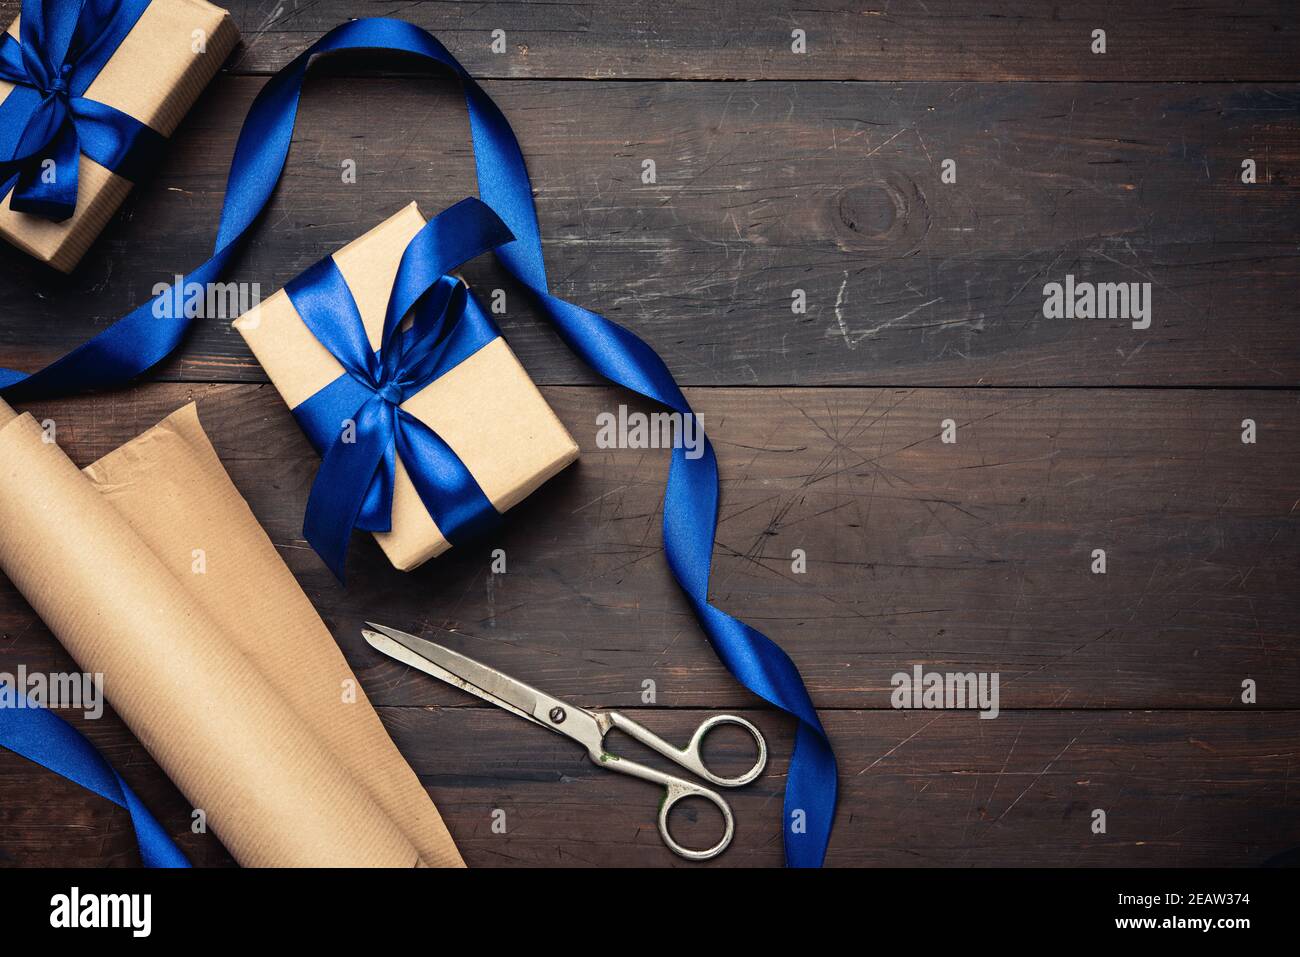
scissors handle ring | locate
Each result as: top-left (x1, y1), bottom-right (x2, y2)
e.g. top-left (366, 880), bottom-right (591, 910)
top-left (657, 779), bottom-right (735, 861)
top-left (604, 710), bottom-right (767, 788)
top-left (597, 711), bottom-right (767, 860)
top-left (682, 714), bottom-right (768, 787)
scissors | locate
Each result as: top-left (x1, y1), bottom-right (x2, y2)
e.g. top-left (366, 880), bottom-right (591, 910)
top-left (362, 623), bottom-right (768, 860)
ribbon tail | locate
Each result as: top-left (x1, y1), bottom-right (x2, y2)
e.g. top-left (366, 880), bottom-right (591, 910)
top-left (680, 442), bottom-right (839, 867)
top-left (303, 397), bottom-right (394, 581)
top-left (534, 297), bottom-right (843, 865)
top-left (394, 409), bottom-right (500, 548)
top-left (9, 116), bottom-right (79, 220)
top-left (0, 682), bottom-right (189, 868)
top-left (354, 440), bottom-right (397, 534)
top-left (786, 722), bottom-right (837, 868)
top-left (0, 254), bottom-right (230, 397)
top-left (117, 772), bottom-right (191, 868)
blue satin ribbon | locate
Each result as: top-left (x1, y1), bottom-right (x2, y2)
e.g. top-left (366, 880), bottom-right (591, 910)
top-left (0, 682), bottom-right (189, 866)
top-left (285, 197), bottom-right (512, 581)
top-left (0, 0), bottom-right (167, 221)
top-left (0, 18), bottom-right (837, 866)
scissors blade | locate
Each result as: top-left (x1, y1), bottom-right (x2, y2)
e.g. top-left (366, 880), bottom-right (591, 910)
top-left (362, 623), bottom-right (547, 728)
top-left (362, 624), bottom-right (602, 751)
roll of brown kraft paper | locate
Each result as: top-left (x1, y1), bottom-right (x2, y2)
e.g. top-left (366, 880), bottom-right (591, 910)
top-left (0, 398), bottom-right (462, 867)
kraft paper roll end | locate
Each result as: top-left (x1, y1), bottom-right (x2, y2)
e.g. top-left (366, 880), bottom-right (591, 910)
top-left (0, 399), bottom-right (462, 867)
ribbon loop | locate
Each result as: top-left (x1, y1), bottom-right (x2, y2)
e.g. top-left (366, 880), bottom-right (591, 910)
top-left (0, 682), bottom-right (189, 867)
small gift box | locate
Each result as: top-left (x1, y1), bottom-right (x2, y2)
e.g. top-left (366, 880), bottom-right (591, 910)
top-left (234, 200), bottom-right (580, 576)
top-left (0, 0), bottom-right (239, 272)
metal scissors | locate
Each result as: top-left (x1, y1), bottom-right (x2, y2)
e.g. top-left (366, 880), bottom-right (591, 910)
top-left (362, 622), bottom-right (768, 860)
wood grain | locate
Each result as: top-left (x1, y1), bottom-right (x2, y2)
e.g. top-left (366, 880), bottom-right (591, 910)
top-left (6, 0), bottom-right (1284, 82)
top-left (1, 76), bottom-right (1296, 387)
top-left (3, 705), bottom-right (1296, 867)
top-left (176, 1), bottom-right (1300, 81)
top-left (3, 382), bottom-right (1296, 711)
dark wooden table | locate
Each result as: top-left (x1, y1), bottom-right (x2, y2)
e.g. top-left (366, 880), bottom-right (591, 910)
top-left (1, 1), bottom-right (1298, 867)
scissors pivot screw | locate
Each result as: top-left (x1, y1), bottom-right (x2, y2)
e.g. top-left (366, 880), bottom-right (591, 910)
top-left (548, 706), bottom-right (567, 724)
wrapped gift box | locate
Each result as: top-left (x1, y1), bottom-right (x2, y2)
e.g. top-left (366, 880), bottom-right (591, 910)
top-left (0, 0), bottom-right (239, 272)
top-left (235, 202), bottom-right (580, 572)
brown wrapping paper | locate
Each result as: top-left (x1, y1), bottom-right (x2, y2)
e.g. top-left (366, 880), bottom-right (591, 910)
top-left (0, 397), bottom-right (463, 867)
top-left (0, 0), bottom-right (240, 271)
top-left (236, 202), bottom-right (580, 572)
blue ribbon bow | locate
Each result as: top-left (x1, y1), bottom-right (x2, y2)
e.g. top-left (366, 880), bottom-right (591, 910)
top-left (0, 0), bottom-right (165, 221)
top-left (285, 197), bottom-right (515, 581)
top-left (0, 19), bottom-right (838, 867)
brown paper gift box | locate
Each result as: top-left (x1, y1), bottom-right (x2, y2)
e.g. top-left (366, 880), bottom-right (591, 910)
top-left (235, 202), bottom-right (580, 573)
top-left (0, 0), bottom-right (239, 272)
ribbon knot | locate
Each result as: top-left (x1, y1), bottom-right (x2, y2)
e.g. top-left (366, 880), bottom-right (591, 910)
top-left (0, 0), bottom-right (166, 221)
top-left (372, 379), bottom-right (404, 407)
top-left (45, 64), bottom-right (72, 96)
top-left (283, 197), bottom-right (518, 581)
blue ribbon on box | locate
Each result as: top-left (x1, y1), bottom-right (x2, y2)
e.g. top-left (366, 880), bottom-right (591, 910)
top-left (285, 197), bottom-right (514, 582)
top-left (0, 682), bottom-right (189, 866)
top-left (0, 18), bottom-right (839, 867)
top-left (0, 0), bottom-right (167, 221)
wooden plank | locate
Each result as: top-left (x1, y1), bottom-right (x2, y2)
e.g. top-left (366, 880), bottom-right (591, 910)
top-left (192, 1), bottom-right (1300, 81)
top-left (5, 1), bottom-right (1294, 82)
top-left (3, 382), bottom-right (1296, 709)
top-left (1, 77), bottom-right (1296, 387)
top-left (2, 706), bottom-right (1296, 866)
